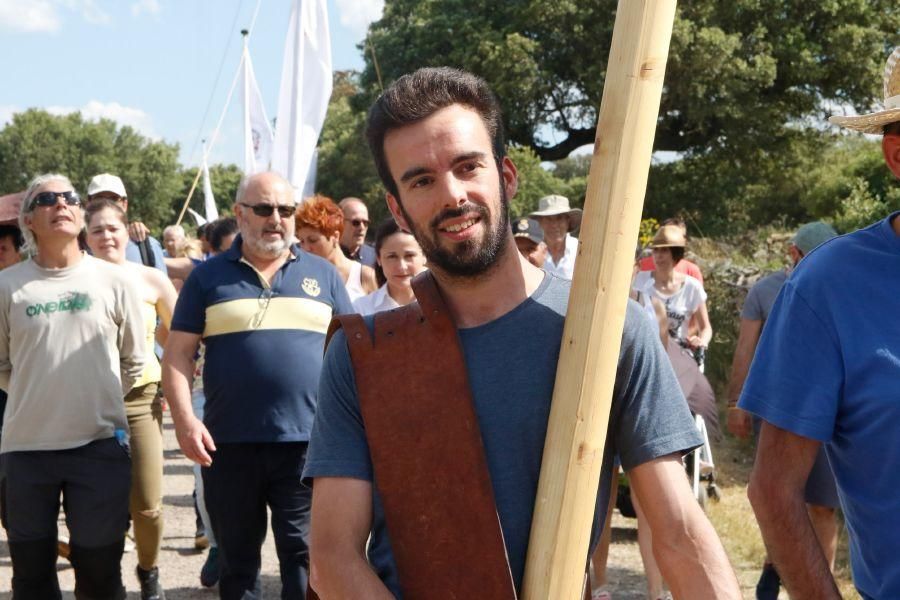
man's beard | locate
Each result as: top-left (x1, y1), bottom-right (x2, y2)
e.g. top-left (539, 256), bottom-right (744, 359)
top-left (398, 185), bottom-right (510, 278)
top-left (246, 226), bottom-right (291, 258)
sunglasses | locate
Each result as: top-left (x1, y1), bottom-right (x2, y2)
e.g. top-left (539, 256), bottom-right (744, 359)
top-left (239, 202), bottom-right (296, 218)
top-left (31, 191), bottom-right (81, 209)
top-left (351, 218), bottom-right (369, 228)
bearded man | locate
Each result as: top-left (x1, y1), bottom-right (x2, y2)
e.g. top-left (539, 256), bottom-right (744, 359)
top-left (162, 172), bottom-right (352, 600)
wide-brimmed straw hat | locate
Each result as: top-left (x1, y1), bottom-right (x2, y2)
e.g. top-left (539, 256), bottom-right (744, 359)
top-left (829, 47), bottom-right (900, 134)
top-left (649, 224), bottom-right (686, 248)
top-left (529, 195), bottom-right (582, 232)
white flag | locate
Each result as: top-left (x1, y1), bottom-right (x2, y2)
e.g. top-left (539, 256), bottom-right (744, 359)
top-left (202, 155), bottom-right (219, 223)
top-left (242, 37), bottom-right (275, 175)
top-left (271, 0), bottom-right (332, 197)
top-left (187, 208), bottom-right (208, 227)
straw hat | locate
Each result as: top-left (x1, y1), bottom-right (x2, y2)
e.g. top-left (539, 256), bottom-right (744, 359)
top-left (829, 47), bottom-right (900, 134)
top-left (649, 224), bottom-right (686, 248)
top-left (529, 195), bottom-right (582, 232)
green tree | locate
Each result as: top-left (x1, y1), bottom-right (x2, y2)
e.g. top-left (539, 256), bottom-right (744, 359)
top-left (316, 71), bottom-right (387, 223)
top-left (172, 163), bottom-right (243, 232)
top-left (361, 0), bottom-right (898, 161)
top-left (0, 109), bottom-right (182, 230)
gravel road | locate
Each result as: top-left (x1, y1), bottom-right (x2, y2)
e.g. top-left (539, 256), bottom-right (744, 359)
top-left (0, 414), bottom-right (729, 599)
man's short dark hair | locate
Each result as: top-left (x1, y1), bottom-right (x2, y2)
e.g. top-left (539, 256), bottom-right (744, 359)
top-left (365, 67), bottom-right (506, 198)
top-left (0, 225), bottom-right (24, 251)
top-left (208, 217), bottom-right (239, 253)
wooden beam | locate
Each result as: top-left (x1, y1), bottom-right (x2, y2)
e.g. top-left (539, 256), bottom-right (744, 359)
top-left (521, 1), bottom-right (678, 598)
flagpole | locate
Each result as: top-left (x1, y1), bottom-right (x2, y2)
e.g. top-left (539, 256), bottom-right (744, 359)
top-left (241, 29), bottom-right (251, 174)
top-left (175, 30), bottom-right (246, 227)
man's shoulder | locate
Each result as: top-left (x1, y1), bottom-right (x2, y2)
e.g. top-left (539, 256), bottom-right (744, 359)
top-left (749, 270), bottom-right (787, 293)
top-left (185, 252), bottom-right (235, 280)
top-left (788, 228), bottom-right (867, 295)
top-left (289, 249), bottom-right (340, 277)
top-left (532, 272), bottom-right (571, 315)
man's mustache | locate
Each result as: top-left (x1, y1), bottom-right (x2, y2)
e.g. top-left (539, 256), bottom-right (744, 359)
top-left (430, 203), bottom-right (488, 229)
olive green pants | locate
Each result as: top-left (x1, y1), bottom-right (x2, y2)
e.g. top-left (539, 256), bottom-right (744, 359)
top-left (124, 382), bottom-right (164, 570)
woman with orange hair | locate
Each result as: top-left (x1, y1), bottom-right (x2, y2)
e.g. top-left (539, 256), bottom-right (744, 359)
top-left (295, 195), bottom-right (377, 302)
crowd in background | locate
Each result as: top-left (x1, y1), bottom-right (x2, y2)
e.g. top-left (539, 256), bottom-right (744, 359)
top-left (0, 48), bottom-right (897, 600)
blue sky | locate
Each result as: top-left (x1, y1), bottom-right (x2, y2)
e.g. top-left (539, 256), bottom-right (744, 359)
top-left (0, 0), bottom-right (381, 169)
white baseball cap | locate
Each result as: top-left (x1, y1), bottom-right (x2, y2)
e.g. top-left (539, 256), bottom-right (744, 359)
top-left (87, 173), bottom-right (127, 198)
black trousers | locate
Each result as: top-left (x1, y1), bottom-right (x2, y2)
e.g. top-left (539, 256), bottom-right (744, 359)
top-left (1, 437), bottom-right (131, 600)
top-left (203, 442), bottom-right (311, 600)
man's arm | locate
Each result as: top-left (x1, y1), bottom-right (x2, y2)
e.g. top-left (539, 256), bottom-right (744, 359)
top-left (309, 477), bottom-right (395, 599)
top-left (628, 454), bottom-right (741, 599)
top-left (748, 422), bottom-right (839, 599)
top-left (117, 278), bottom-right (148, 393)
top-left (163, 256), bottom-right (196, 281)
top-left (0, 287), bottom-right (11, 391)
top-left (161, 330), bottom-right (215, 466)
top-left (128, 221), bottom-right (150, 243)
top-left (725, 318), bottom-right (762, 438)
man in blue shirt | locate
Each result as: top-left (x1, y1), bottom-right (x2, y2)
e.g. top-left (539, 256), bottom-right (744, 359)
top-left (86, 173), bottom-right (167, 275)
top-left (162, 171), bottom-right (353, 599)
top-left (741, 47), bottom-right (900, 600)
top-left (304, 67), bottom-right (740, 599)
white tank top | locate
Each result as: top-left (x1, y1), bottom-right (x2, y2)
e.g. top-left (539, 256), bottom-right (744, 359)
top-left (345, 260), bottom-right (367, 303)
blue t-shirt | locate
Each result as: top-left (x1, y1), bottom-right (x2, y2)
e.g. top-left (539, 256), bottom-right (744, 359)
top-left (304, 273), bottom-right (700, 596)
top-left (126, 236), bottom-right (167, 275)
top-left (171, 236), bottom-right (353, 443)
top-left (740, 213), bottom-right (900, 600)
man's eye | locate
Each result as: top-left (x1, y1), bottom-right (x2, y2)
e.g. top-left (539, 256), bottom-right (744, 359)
top-left (411, 177), bottom-right (432, 188)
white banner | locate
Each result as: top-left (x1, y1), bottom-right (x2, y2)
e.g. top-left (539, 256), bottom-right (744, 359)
top-left (271, 0), bottom-right (332, 198)
top-left (187, 208), bottom-right (208, 227)
top-left (202, 154), bottom-right (219, 223)
top-left (242, 38), bottom-right (275, 175)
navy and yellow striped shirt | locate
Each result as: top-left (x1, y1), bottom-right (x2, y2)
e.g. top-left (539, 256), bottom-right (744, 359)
top-left (171, 236), bottom-right (353, 443)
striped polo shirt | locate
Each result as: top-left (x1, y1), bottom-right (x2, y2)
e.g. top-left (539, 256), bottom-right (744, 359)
top-left (171, 236), bottom-right (353, 443)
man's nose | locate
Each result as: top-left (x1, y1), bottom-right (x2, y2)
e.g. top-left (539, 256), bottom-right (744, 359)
top-left (439, 175), bottom-right (467, 208)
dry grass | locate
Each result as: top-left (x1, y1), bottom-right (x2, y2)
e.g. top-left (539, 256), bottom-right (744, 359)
top-left (707, 428), bottom-right (861, 599)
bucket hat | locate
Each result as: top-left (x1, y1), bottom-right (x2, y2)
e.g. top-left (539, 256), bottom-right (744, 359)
top-left (529, 195), bottom-right (582, 232)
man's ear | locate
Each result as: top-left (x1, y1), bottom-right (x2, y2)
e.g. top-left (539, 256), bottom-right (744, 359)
top-left (501, 155), bottom-right (519, 201)
top-left (883, 132), bottom-right (900, 179)
top-left (386, 192), bottom-right (411, 233)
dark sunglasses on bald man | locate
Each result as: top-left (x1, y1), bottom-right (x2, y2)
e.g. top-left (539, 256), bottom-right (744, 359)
top-left (238, 202), bottom-right (296, 218)
top-left (30, 191), bottom-right (82, 210)
top-left (350, 218), bottom-right (369, 228)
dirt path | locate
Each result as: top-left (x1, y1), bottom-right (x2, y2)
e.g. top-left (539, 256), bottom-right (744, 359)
top-left (0, 413), bottom-right (794, 599)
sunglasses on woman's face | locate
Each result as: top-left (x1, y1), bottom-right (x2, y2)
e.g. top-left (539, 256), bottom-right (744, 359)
top-left (238, 202), bottom-right (296, 218)
top-left (30, 191), bottom-right (81, 209)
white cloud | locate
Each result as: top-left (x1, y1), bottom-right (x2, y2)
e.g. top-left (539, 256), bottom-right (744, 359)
top-left (0, 0), bottom-right (61, 33)
top-left (0, 0), bottom-right (111, 32)
top-left (58, 0), bottom-right (111, 25)
top-left (81, 101), bottom-right (156, 137)
top-left (43, 101), bottom-right (157, 139)
top-left (131, 0), bottom-right (160, 18)
top-left (334, 0), bottom-right (383, 35)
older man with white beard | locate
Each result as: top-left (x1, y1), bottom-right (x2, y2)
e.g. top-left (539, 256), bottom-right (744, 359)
top-left (162, 172), bottom-right (353, 599)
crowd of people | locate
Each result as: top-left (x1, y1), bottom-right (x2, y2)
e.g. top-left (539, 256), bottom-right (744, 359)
top-left (0, 49), bottom-right (896, 600)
